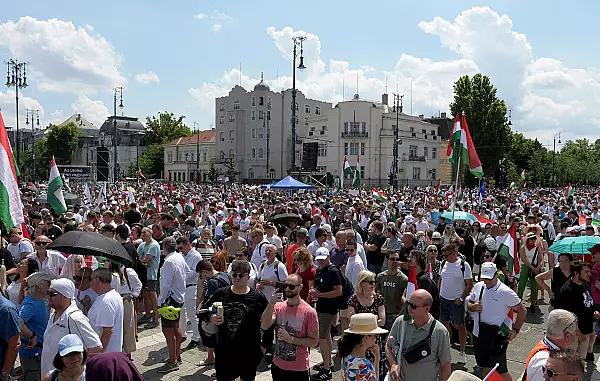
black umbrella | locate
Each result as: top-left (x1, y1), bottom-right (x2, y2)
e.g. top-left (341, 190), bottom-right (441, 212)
top-left (48, 231), bottom-right (133, 264)
top-left (268, 213), bottom-right (303, 226)
top-left (37, 192), bottom-right (81, 206)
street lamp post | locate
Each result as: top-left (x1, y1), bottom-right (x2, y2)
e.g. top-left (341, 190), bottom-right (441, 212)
top-left (5, 59), bottom-right (28, 174)
top-left (113, 87), bottom-right (124, 182)
top-left (552, 132), bottom-right (561, 186)
top-left (265, 101), bottom-right (271, 179)
top-left (392, 94), bottom-right (403, 192)
top-left (25, 109), bottom-right (40, 180)
top-left (193, 122), bottom-right (200, 183)
top-left (291, 36), bottom-right (306, 174)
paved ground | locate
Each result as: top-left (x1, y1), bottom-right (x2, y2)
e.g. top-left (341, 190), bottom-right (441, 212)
top-left (129, 300), bottom-right (600, 380)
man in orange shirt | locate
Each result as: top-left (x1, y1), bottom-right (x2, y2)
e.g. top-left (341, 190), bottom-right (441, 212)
top-left (286, 228), bottom-right (308, 273)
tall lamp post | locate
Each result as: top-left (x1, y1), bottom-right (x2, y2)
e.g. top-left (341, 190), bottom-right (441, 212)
top-left (265, 101), bottom-right (271, 179)
top-left (391, 94), bottom-right (403, 192)
top-left (25, 109), bottom-right (40, 180)
top-left (113, 87), bottom-right (124, 182)
top-left (552, 132), bottom-right (561, 186)
top-left (5, 59), bottom-right (28, 173)
top-left (291, 36), bottom-right (306, 174)
top-left (193, 122), bottom-right (200, 183)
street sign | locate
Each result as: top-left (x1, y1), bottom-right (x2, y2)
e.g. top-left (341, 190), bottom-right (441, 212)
top-left (58, 166), bottom-right (91, 181)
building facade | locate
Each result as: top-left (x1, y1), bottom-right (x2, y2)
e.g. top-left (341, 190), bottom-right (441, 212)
top-left (304, 94), bottom-right (442, 187)
top-left (214, 78), bottom-right (332, 182)
top-left (163, 130), bottom-right (216, 182)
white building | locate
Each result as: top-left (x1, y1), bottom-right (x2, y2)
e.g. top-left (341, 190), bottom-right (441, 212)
top-left (214, 77), bottom-right (332, 181)
top-left (304, 94), bottom-right (441, 187)
top-left (164, 130), bottom-right (216, 182)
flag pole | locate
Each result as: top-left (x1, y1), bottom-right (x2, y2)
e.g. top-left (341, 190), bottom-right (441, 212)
top-left (340, 159), bottom-right (343, 190)
top-left (451, 139), bottom-right (461, 220)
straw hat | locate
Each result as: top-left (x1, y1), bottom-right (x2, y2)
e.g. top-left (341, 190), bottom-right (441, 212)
top-left (344, 313), bottom-right (388, 335)
top-left (447, 370), bottom-right (481, 381)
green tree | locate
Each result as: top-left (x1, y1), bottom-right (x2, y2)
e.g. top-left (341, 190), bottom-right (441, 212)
top-left (146, 112), bottom-right (191, 145)
top-left (450, 74), bottom-right (511, 185)
top-left (46, 123), bottom-right (81, 164)
top-left (224, 156), bottom-right (239, 182)
top-left (21, 139), bottom-right (49, 180)
top-left (207, 162), bottom-right (222, 182)
top-left (138, 144), bottom-right (165, 179)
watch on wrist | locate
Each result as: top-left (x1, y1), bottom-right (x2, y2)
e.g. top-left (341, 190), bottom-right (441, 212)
top-left (512, 327), bottom-right (520, 333)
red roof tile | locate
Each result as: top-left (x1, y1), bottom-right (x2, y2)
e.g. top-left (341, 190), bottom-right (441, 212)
top-left (166, 130), bottom-right (216, 145)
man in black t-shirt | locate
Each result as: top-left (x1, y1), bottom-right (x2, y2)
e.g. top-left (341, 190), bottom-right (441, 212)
top-left (309, 248), bottom-right (342, 381)
top-left (364, 220), bottom-right (387, 274)
top-left (398, 232), bottom-right (415, 276)
top-left (123, 203), bottom-right (142, 226)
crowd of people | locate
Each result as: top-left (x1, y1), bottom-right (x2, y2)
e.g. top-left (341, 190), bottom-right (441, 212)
top-left (0, 181), bottom-right (598, 381)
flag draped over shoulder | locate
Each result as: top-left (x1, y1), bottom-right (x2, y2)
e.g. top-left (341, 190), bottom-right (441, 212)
top-left (498, 221), bottom-right (520, 276)
top-left (0, 111), bottom-right (24, 228)
top-left (447, 113), bottom-right (483, 179)
top-left (47, 156), bottom-right (67, 215)
top-left (403, 264), bottom-right (418, 321)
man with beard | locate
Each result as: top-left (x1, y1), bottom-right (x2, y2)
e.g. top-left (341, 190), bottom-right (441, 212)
top-left (205, 260), bottom-right (269, 381)
top-left (261, 273), bottom-right (319, 381)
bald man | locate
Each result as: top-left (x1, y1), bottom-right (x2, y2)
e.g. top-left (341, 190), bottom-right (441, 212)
top-left (386, 289), bottom-right (452, 381)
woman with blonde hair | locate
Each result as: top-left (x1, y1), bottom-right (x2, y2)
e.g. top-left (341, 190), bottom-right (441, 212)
top-left (347, 270), bottom-right (387, 379)
top-left (293, 247), bottom-right (316, 301)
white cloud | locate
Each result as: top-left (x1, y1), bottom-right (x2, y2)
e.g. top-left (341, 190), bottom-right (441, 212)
top-left (0, 17), bottom-right (126, 95)
top-left (71, 95), bottom-right (110, 126)
top-left (193, 10), bottom-right (233, 33)
top-left (0, 90), bottom-right (44, 129)
top-left (189, 7), bottom-right (600, 143)
top-left (135, 72), bottom-right (160, 85)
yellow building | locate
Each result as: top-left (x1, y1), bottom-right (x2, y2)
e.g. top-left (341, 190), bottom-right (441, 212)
top-left (439, 139), bottom-right (453, 185)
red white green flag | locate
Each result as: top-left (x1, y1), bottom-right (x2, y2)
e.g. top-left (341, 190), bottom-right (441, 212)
top-left (0, 112), bottom-right (24, 228)
top-left (403, 264), bottom-right (418, 322)
top-left (565, 183), bottom-right (574, 198)
top-left (372, 188), bottom-right (388, 202)
top-left (447, 113), bottom-right (483, 179)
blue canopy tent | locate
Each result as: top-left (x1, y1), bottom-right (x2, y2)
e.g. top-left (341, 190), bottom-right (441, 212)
top-left (267, 176), bottom-right (316, 190)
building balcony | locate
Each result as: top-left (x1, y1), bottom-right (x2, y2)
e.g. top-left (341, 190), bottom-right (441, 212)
top-left (405, 155), bottom-right (427, 162)
top-left (341, 131), bottom-right (369, 138)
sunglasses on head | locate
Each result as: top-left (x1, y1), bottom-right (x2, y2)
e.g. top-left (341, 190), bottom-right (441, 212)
top-left (231, 272), bottom-right (248, 279)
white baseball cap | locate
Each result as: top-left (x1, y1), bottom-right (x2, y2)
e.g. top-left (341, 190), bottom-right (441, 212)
top-left (315, 247), bottom-right (330, 260)
top-left (480, 262), bottom-right (498, 280)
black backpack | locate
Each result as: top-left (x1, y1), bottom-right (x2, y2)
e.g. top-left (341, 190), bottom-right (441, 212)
top-left (333, 265), bottom-right (354, 309)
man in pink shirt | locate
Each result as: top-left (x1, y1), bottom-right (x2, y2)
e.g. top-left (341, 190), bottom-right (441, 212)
top-left (261, 273), bottom-right (319, 381)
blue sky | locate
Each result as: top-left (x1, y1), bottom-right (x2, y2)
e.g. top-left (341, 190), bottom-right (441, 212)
top-left (1, 0), bottom-right (599, 147)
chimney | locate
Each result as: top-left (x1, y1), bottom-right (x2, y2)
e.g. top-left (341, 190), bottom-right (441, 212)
top-left (381, 93), bottom-right (388, 106)
top-left (441, 112), bottom-right (447, 119)
top-left (76, 114), bottom-right (81, 121)
top-left (418, 114), bottom-right (424, 120)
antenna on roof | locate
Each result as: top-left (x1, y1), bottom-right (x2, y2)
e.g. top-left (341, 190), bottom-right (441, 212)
top-left (260, 72), bottom-right (264, 82)
top-left (356, 72), bottom-right (359, 97)
top-left (385, 77), bottom-right (388, 94)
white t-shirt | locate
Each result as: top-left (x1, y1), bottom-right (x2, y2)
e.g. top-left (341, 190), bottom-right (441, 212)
top-left (257, 260), bottom-right (288, 298)
top-left (345, 255), bottom-right (365, 287)
top-left (439, 258), bottom-right (472, 300)
top-left (468, 280), bottom-right (520, 337)
top-left (8, 239), bottom-right (34, 262)
top-left (267, 235), bottom-right (283, 251)
top-left (88, 289), bottom-right (124, 353)
top-left (251, 239), bottom-right (270, 269)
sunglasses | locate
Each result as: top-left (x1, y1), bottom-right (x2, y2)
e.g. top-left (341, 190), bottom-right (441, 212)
top-left (283, 284), bottom-right (300, 290)
top-left (47, 291), bottom-right (60, 298)
top-left (363, 280), bottom-right (376, 285)
top-left (388, 257), bottom-right (402, 262)
top-left (427, 249), bottom-right (437, 253)
top-left (35, 241), bottom-right (50, 246)
top-left (231, 272), bottom-right (248, 279)
top-left (542, 366), bottom-right (576, 378)
top-left (408, 301), bottom-right (426, 309)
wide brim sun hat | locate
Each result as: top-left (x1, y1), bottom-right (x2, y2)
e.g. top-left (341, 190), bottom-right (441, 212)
top-left (344, 313), bottom-right (388, 335)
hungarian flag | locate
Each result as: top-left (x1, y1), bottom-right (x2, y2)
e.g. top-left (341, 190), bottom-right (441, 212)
top-left (372, 188), bottom-right (388, 203)
top-left (520, 169), bottom-right (526, 180)
top-left (498, 221), bottom-right (520, 276)
top-left (48, 156), bottom-right (67, 215)
top-left (403, 264), bottom-right (419, 322)
top-left (343, 156), bottom-right (352, 177)
top-left (447, 113), bottom-right (483, 179)
top-left (0, 112), bottom-right (24, 228)
top-left (565, 183), bottom-right (574, 198)
top-left (173, 199), bottom-right (185, 217)
top-left (139, 166), bottom-right (146, 180)
top-left (471, 212), bottom-right (495, 225)
top-left (184, 199), bottom-right (196, 214)
top-left (148, 194), bottom-right (160, 213)
top-left (352, 156), bottom-right (361, 188)
top-left (435, 178), bottom-right (441, 196)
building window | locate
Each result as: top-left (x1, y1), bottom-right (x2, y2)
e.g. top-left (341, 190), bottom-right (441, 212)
top-left (309, 127), bottom-right (315, 136)
top-left (432, 147), bottom-right (437, 159)
top-left (219, 116), bottom-right (224, 125)
top-left (219, 103), bottom-right (225, 112)
top-left (251, 97), bottom-right (256, 106)
top-left (268, 168), bottom-right (275, 178)
top-left (258, 128), bottom-right (264, 139)
top-left (409, 145), bottom-right (417, 157)
top-left (350, 142), bottom-right (359, 155)
top-left (350, 121), bottom-right (359, 133)
top-left (259, 97), bottom-right (264, 106)
top-left (268, 97), bottom-right (272, 108)
top-left (219, 132), bottom-right (225, 142)
top-left (305, 105), bottom-right (311, 113)
top-left (361, 122), bottom-right (366, 133)
top-left (190, 153), bottom-right (194, 162)
top-left (360, 143), bottom-right (365, 156)
top-left (220, 150), bottom-right (226, 159)
top-left (412, 167), bottom-right (421, 180)
top-left (248, 168), bottom-right (254, 179)
top-left (228, 114), bottom-right (235, 122)
top-left (229, 149), bottom-right (234, 159)
top-left (317, 166), bottom-right (326, 173)
top-left (343, 122), bottom-right (348, 134)
top-left (360, 166), bottom-right (365, 179)
top-left (252, 111), bottom-right (256, 120)
top-left (252, 129), bottom-right (256, 139)
top-left (318, 143), bottom-right (327, 157)
top-left (267, 111), bottom-right (270, 120)
top-left (424, 146), bottom-right (428, 158)
top-left (344, 143), bottom-right (348, 155)
top-left (167, 153), bottom-right (173, 163)
top-left (431, 130), bottom-right (435, 135)
top-left (431, 169), bottom-right (436, 179)
top-left (315, 106), bottom-right (321, 115)
top-left (259, 110), bottom-right (264, 120)
top-left (410, 127), bottom-right (414, 132)
top-left (252, 148), bottom-right (256, 159)
top-left (203, 152), bottom-right (207, 162)
top-left (229, 130), bottom-right (235, 140)
top-left (233, 101), bottom-right (240, 110)
top-left (258, 148), bottom-right (264, 158)
top-left (320, 126), bottom-right (326, 135)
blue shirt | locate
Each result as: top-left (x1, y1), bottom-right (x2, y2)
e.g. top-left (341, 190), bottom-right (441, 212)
top-left (19, 295), bottom-right (49, 358)
top-left (0, 295), bottom-right (20, 369)
top-left (137, 240), bottom-right (160, 281)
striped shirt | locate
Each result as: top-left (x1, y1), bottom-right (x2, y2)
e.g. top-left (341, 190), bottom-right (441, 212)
top-left (193, 239), bottom-right (217, 260)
